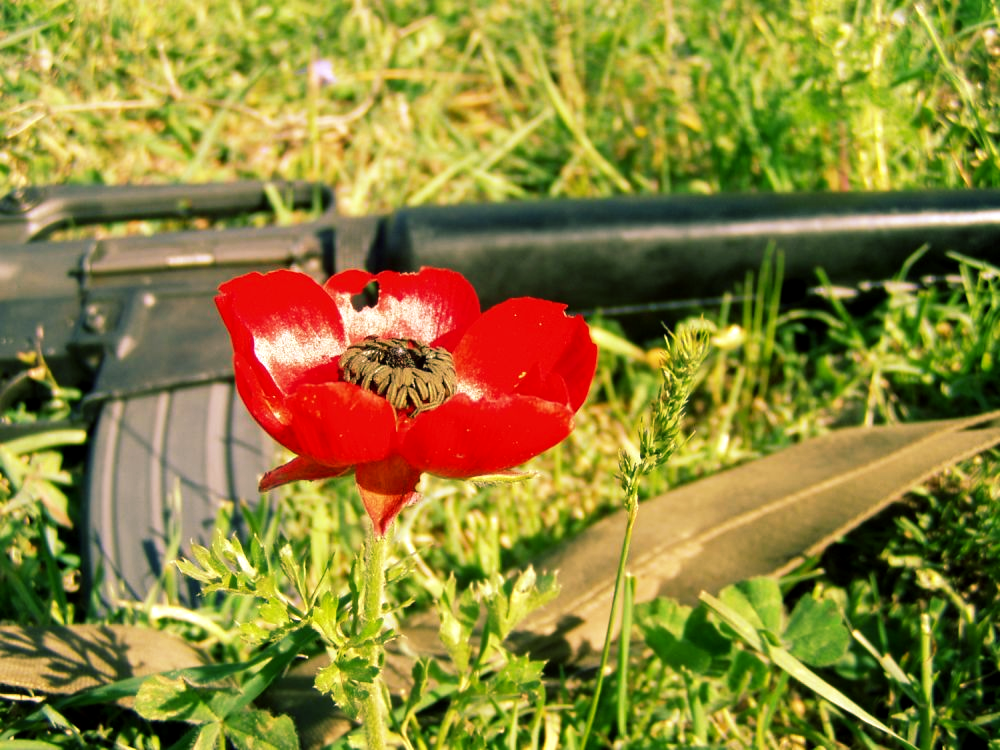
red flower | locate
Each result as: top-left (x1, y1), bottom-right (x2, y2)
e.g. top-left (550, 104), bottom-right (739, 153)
top-left (215, 267), bottom-right (597, 534)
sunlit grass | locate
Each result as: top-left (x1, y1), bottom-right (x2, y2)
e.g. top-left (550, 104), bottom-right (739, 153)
top-left (4, 0), bottom-right (998, 199)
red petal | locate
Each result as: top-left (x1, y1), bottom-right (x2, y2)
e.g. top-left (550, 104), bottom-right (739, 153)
top-left (453, 298), bottom-right (597, 411)
top-left (217, 270), bottom-right (348, 394)
top-left (324, 267), bottom-right (480, 349)
top-left (232, 350), bottom-right (301, 453)
top-left (355, 456), bottom-right (423, 535)
top-left (285, 383), bottom-right (397, 467)
top-left (400, 393), bottom-right (575, 478)
top-left (259, 456), bottom-right (350, 492)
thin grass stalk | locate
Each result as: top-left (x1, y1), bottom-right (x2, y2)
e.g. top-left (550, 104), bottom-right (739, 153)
top-left (684, 670), bottom-right (707, 745)
top-left (38, 519), bottom-right (69, 623)
top-left (579, 503), bottom-right (638, 749)
top-left (755, 670), bottom-right (789, 748)
top-left (919, 612), bottom-right (934, 750)
top-left (616, 573), bottom-right (636, 738)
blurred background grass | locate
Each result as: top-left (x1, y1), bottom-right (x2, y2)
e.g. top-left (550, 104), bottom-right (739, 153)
top-left (4, 1), bottom-right (1000, 747)
top-left (4, 0), bottom-right (998, 209)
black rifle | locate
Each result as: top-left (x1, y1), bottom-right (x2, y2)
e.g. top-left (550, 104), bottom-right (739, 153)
top-left (2, 181), bottom-right (999, 605)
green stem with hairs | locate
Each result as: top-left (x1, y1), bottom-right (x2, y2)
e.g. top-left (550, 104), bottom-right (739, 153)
top-left (361, 526), bottom-right (390, 750)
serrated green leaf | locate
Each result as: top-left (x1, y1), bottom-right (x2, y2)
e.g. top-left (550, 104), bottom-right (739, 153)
top-left (278, 542), bottom-right (308, 601)
top-left (436, 575), bottom-right (479, 672)
top-left (315, 661), bottom-right (365, 719)
top-left (192, 542), bottom-right (229, 579)
top-left (437, 600), bottom-right (471, 673)
top-left (313, 592), bottom-right (348, 646)
top-left (457, 585), bottom-right (480, 627)
top-left (277, 542), bottom-right (296, 577)
top-left (356, 616), bottom-right (384, 643)
top-left (188, 543), bottom-right (212, 568)
top-left (495, 566), bottom-right (560, 641)
top-left (220, 534), bottom-right (258, 579)
top-left (259, 597), bottom-right (290, 629)
top-left (248, 534), bottom-right (268, 574)
top-left (386, 552), bottom-right (416, 585)
top-left (255, 573), bottom-right (278, 599)
top-left (402, 659), bottom-right (432, 725)
top-left (134, 675), bottom-right (232, 724)
top-left (783, 594), bottom-right (851, 667)
top-left (314, 662), bottom-right (345, 698)
top-left (339, 655), bottom-right (380, 683)
top-left (175, 557), bottom-right (221, 585)
top-left (467, 470), bottom-right (536, 487)
top-left (239, 620), bottom-right (271, 645)
top-left (25, 449), bottom-right (72, 483)
top-left (224, 709), bottom-right (299, 750)
top-left (348, 552), bottom-right (363, 616)
top-left (472, 654), bottom-right (545, 700)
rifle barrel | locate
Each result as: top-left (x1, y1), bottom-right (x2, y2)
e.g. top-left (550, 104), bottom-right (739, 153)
top-left (4, 184), bottom-right (1000, 401)
top-left (377, 190), bottom-right (1000, 310)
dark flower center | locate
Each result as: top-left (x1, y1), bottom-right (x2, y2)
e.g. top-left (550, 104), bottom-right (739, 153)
top-left (339, 336), bottom-right (457, 416)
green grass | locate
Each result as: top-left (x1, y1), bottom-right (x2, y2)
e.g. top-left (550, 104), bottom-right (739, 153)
top-left (4, 0), bottom-right (998, 198)
top-left (3, 0), bottom-right (1000, 748)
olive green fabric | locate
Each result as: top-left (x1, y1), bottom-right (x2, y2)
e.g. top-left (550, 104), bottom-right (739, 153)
top-left (0, 624), bottom-right (206, 705)
top-left (516, 411), bottom-right (1000, 661)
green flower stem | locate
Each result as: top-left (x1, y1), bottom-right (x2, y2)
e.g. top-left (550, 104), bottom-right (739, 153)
top-left (361, 526), bottom-right (390, 750)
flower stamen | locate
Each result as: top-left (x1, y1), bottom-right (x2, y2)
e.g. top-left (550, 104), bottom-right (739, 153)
top-left (340, 336), bottom-right (457, 415)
